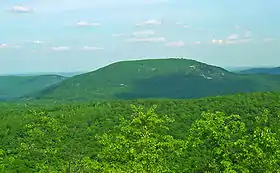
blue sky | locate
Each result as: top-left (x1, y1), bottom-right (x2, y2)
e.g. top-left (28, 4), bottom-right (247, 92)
top-left (0, 0), bottom-right (279, 74)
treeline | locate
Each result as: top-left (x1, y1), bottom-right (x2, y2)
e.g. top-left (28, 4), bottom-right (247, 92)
top-left (0, 92), bottom-right (280, 172)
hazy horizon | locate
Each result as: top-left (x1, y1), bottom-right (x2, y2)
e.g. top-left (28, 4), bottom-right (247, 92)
top-left (0, 59), bottom-right (277, 76)
top-left (1, 0), bottom-right (279, 74)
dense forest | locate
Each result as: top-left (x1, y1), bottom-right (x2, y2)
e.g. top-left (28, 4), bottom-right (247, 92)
top-left (1, 92), bottom-right (280, 172)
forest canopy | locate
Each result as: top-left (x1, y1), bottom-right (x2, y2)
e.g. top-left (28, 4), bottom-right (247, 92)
top-left (1, 92), bottom-right (280, 172)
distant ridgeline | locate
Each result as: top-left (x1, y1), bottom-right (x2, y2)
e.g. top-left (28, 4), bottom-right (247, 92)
top-left (236, 67), bottom-right (280, 75)
top-left (0, 75), bottom-right (66, 101)
top-left (1, 58), bottom-right (280, 102)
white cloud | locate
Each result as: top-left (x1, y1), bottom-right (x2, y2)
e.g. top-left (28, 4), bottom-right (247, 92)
top-left (127, 30), bottom-right (161, 43)
top-left (132, 30), bottom-right (155, 36)
top-left (235, 25), bottom-right (240, 30)
top-left (174, 21), bottom-right (191, 28)
top-left (224, 31), bottom-right (252, 44)
top-left (165, 41), bottom-right (185, 47)
top-left (212, 39), bottom-right (224, 45)
top-left (225, 38), bottom-right (252, 44)
top-left (52, 46), bottom-right (70, 51)
top-left (227, 34), bottom-right (239, 40)
top-left (193, 41), bottom-right (201, 45)
top-left (245, 30), bottom-right (252, 38)
top-left (112, 33), bottom-right (126, 37)
top-left (175, 22), bottom-right (183, 25)
top-left (82, 46), bottom-right (104, 51)
top-left (212, 31), bottom-right (252, 45)
top-left (0, 44), bottom-right (21, 49)
top-left (263, 37), bottom-right (275, 42)
top-left (75, 20), bottom-right (101, 27)
top-left (10, 45), bottom-right (21, 49)
top-left (11, 5), bottom-right (33, 13)
top-left (33, 40), bottom-right (44, 44)
top-left (0, 44), bottom-right (8, 48)
top-left (136, 19), bottom-right (161, 26)
top-left (212, 37), bottom-right (251, 45)
top-left (127, 37), bottom-right (166, 42)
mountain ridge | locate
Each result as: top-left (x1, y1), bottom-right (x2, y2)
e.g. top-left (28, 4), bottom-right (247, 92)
top-left (26, 58), bottom-right (280, 101)
top-left (237, 67), bottom-right (280, 75)
top-left (0, 75), bottom-right (66, 101)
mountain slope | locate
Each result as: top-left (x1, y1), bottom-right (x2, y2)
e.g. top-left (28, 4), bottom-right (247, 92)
top-left (32, 58), bottom-right (280, 101)
top-left (237, 67), bottom-right (280, 75)
top-left (0, 75), bottom-right (66, 101)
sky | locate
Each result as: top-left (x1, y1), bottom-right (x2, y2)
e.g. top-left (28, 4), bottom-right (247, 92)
top-left (0, 0), bottom-right (280, 74)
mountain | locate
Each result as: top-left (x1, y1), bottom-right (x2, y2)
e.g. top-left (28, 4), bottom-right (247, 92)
top-left (30, 58), bottom-right (280, 101)
top-left (236, 67), bottom-right (280, 75)
top-left (0, 75), bottom-right (66, 101)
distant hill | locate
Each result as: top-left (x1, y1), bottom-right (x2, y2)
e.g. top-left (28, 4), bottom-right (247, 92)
top-left (1, 71), bottom-right (85, 77)
top-left (224, 66), bottom-right (275, 72)
top-left (29, 58), bottom-right (280, 101)
top-left (236, 67), bottom-right (280, 75)
top-left (0, 75), bottom-right (66, 101)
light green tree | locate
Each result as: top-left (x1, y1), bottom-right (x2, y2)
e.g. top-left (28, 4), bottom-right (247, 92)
top-left (187, 110), bottom-right (280, 172)
top-left (81, 105), bottom-right (185, 172)
top-left (0, 149), bottom-right (6, 172)
top-left (16, 110), bottom-right (68, 172)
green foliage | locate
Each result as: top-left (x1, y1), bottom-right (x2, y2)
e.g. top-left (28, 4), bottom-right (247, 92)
top-left (16, 111), bottom-right (68, 172)
top-left (0, 92), bottom-right (280, 172)
top-left (91, 105), bottom-right (185, 172)
top-left (187, 110), bottom-right (280, 172)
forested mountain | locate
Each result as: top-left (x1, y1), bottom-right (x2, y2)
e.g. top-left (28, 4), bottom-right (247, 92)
top-left (0, 75), bottom-right (66, 101)
top-left (1, 92), bottom-right (280, 172)
top-left (29, 58), bottom-right (280, 101)
top-left (237, 67), bottom-right (280, 75)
